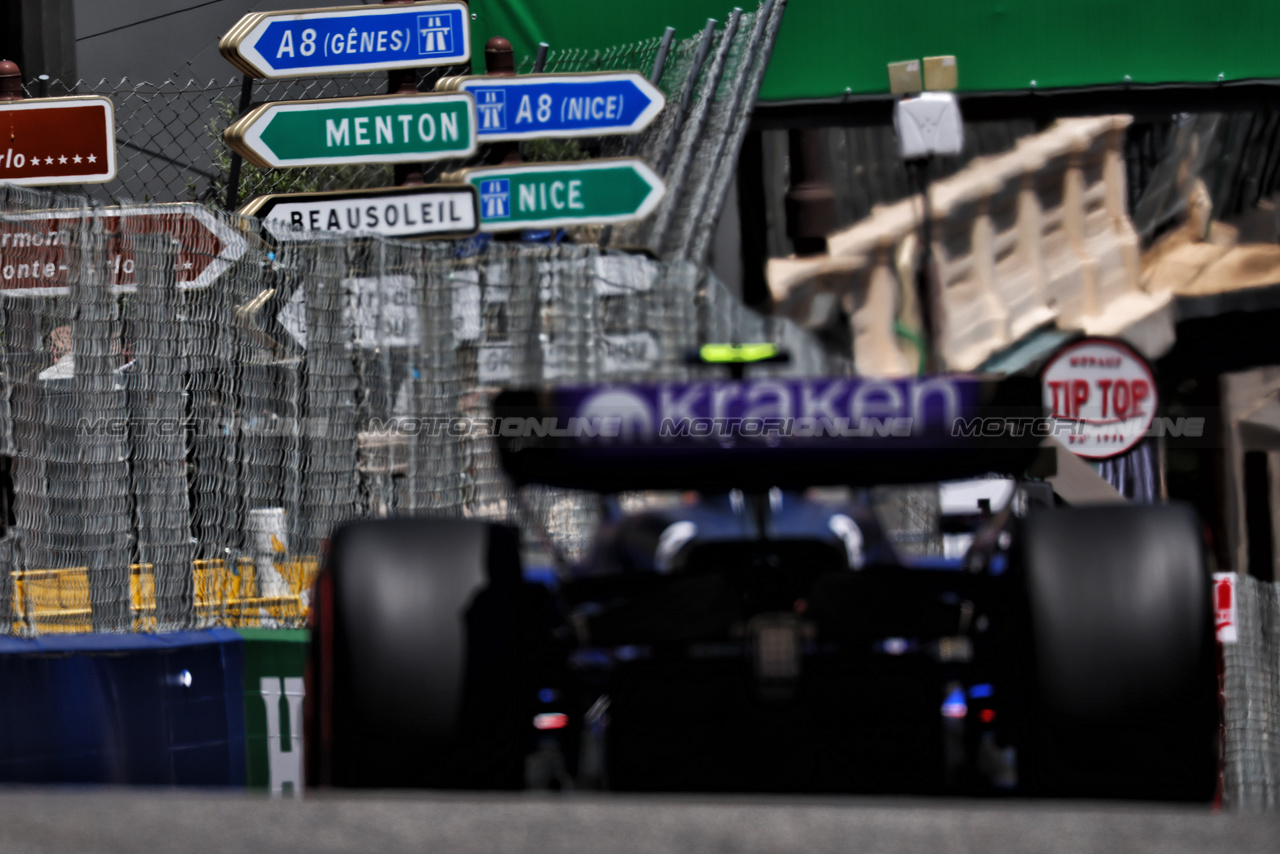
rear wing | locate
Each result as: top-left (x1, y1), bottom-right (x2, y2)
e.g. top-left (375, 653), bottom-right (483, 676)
top-left (493, 375), bottom-right (1044, 492)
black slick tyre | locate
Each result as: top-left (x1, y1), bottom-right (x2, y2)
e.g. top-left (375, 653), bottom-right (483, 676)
top-left (307, 518), bottom-right (526, 789)
top-left (1018, 503), bottom-right (1217, 801)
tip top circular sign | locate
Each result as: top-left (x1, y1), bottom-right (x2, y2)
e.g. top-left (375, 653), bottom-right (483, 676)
top-left (1041, 338), bottom-right (1157, 460)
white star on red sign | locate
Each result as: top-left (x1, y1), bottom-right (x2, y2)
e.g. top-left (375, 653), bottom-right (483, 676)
top-left (14, 152), bottom-right (103, 169)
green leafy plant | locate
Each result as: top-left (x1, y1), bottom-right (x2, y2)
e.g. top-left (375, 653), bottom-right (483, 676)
top-left (523, 138), bottom-right (590, 163)
top-left (189, 97), bottom-right (393, 208)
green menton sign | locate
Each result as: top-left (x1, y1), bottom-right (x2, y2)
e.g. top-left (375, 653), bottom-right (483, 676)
top-left (225, 93), bottom-right (476, 168)
top-left (460, 158), bottom-right (665, 231)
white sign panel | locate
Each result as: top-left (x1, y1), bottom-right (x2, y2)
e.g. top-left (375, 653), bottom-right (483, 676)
top-left (344, 275), bottom-right (420, 349)
top-left (1042, 338), bottom-right (1157, 460)
top-left (592, 255), bottom-right (657, 296)
top-left (257, 188), bottom-right (477, 240)
top-left (274, 276), bottom-right (421, 349)
top-left (477, 344), bottom-right (511, 383)
top-left (278, 286), bottom-right (307, 348)
top-left (451, 275), bottom-right (482, 343)
top-left (600, 332), bottom-right (659, 374)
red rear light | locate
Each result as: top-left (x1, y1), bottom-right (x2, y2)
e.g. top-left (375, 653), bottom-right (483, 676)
top-left (533, 713), bottom-right (569, 730)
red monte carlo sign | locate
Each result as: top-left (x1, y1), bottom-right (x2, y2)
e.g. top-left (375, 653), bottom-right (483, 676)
top-left (0, 97), bottom-right (117, 185)
top-left (0, 204), bottom-right (247, 295)
top-left (1041, 338), bottom-right (1157, 459)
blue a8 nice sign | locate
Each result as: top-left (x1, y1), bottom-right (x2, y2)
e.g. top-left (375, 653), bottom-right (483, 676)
top-left (224, 2), bottom-right (470, 78)
top-left (456, 73), bottom-right (665, 142)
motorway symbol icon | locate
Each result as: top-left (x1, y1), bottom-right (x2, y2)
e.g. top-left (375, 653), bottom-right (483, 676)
top-left (224, 92), bottom-right (476, 168)
top-left (220, 1), bottom-right (470, 79)
top-left (241, 183), bottom-right (480, 240)
top-left (451, 158), bottom-right (665, 231)
top-left (0, 97), bottom-right (116, 186)
top-left (436, 72), bottom-right (665, 142)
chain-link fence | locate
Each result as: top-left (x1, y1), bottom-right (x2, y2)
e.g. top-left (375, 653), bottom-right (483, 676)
top-left (598, 0), bottom-right (785, 264)
top-left (19, 0), bottom-right (781, 271)
top-left (22, 73), bottom-right (398, 208)
top-left (0, 0), bottom-right (811, 633)
top-left (1126, 108), bottom-right (1280, 244)
top-left (0, 178), bottom-right (845, 635)
top-left (1223, 574), bottom-right (1280, 811)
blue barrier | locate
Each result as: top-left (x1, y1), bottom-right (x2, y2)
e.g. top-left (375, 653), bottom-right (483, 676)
top-left (0, 630), bottom-right (247, 785)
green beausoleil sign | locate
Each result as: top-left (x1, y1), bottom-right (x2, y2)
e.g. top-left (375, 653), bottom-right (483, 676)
top-left (225, 92), bottom-right (476, 168)
top-left (457, 158), bottom-right (665, 231)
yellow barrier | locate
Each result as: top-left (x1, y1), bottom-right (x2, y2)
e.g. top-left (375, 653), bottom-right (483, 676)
top-left (11, 557), bottom-right (320, 633)
top-left (12, 567), bottom-right (93, 634)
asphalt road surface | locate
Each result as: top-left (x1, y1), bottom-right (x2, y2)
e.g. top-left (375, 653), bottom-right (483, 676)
top-left (0, 789), bottom-right (1275, 854)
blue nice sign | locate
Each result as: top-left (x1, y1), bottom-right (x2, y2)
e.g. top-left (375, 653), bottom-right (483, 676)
top-left (228, 2), bottom-right (471, 78)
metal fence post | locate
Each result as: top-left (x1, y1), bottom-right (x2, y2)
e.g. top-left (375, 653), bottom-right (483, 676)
top-left (223, 75), bottom-right (255, 211)
top-left (600, 26), bottom-right (676, 249)
top-left (0, 59), bottom-right (23, 100)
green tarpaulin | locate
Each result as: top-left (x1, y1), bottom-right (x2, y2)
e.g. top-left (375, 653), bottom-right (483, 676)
top-left (469, 0), bottom-right (1280, 102)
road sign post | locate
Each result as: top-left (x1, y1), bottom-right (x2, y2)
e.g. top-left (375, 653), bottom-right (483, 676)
top-left (438, 72), bottom-right (665, 141)
top-left (241, 184), bottom-right (479, 240)
top-left (451, 159), bottom-right (665, 231)
top-left (224, 92), bottom-right (476, 168)
top-left (0, 97), bottom-right (117, 186)
top-left (220, 1), bottom-right (470, 78)
top-left (0, 204), bottom-right (246, 295)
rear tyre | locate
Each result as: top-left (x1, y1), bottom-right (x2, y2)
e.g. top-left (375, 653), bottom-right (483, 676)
top-left (308, 518), bottom-right (527, 788)
top-left (1018, 503), bottom-right (1217, 801)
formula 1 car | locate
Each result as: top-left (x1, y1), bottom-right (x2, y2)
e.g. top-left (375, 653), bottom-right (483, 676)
top-left (305, 373), bottom-right (1217, 800)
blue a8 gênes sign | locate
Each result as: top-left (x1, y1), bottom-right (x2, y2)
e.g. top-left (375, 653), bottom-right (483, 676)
top-left (220, 2), bottom-right (470, 79)
top-left (442, 73), bottom-right (665, 141)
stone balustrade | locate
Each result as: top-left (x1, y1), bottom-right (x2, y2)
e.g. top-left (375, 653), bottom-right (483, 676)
top-left (768, 116), bottom-right (1173, 375)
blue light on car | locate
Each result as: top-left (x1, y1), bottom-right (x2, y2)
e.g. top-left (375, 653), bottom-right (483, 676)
top-left (522, 566), bottom-right (560, 588)
top-left (942, 687), bottom-right (968, 719)
top-left (568, 648), bottom-right (613, 669)
top-left (614, 645), bottom-right (648, 662)
top-left (968, 683), bottom-right (994, 699)
top-left (538, 688), bottom-right (559, 704)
